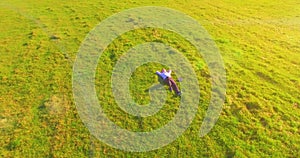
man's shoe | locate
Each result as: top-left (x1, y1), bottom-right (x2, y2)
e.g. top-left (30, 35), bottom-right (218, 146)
top-left (177, 91), bottom-right (181, 96)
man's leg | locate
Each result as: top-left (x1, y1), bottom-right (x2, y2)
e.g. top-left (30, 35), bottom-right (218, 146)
top-left (164, 78), bottom-right (173, 92)
top-left (169, 78), bottom-right (180, 94)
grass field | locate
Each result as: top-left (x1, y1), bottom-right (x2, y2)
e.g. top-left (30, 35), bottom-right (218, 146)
top-left (1, 0), bottom-right (300, 157)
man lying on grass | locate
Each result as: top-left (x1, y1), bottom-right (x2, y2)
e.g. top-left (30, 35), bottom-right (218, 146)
top-left (156, 68), bottom-right (181, 96)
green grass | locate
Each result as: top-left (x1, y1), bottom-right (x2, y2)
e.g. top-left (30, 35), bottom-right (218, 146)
top-left (1, 0), bottom-right (300, 157)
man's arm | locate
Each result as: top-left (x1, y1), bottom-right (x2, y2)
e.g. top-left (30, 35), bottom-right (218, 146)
top-left (156, 71), bottom-right (163, 78)
top-left (165, 70), bottom-right (172, 77)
